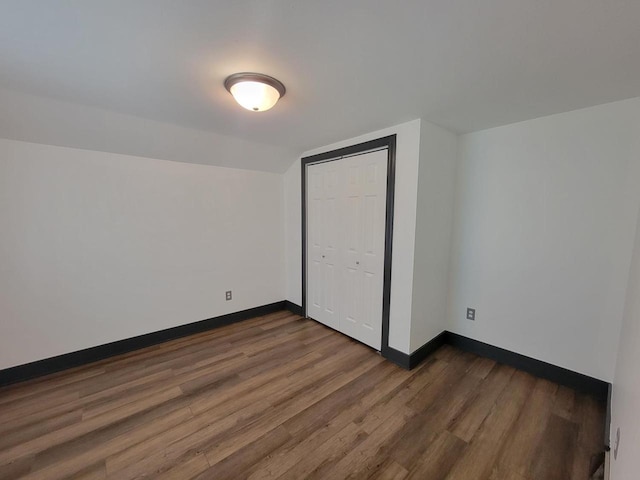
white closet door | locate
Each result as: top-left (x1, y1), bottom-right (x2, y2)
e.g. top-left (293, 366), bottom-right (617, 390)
top-left (339, 150), bottom-right (387, 349)
top-left (306, 160), bottom-right (340, 330)
top-left (306, 149), bottom-right (388, 350)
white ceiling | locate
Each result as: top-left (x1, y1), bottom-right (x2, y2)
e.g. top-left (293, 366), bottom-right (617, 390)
top-left (1, 0), bottom-right (639, 154)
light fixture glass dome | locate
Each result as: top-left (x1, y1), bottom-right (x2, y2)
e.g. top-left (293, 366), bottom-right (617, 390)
top-left (229, 81), bottom-right (280, 112)
top-left (224, 73), bottom-right (286, 112)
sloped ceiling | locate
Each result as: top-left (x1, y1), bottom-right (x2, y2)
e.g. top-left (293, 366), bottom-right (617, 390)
top-left (1, 0), bottom-right (639, 172)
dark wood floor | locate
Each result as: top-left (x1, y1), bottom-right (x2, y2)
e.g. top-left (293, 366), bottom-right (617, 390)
top-left (0, 311), bottom-right (605, 479)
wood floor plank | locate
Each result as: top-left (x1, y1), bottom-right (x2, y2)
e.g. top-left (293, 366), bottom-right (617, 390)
top-left (24, 406), bottom-right (193, 479)
top-left (492, 377), bottom-right (559, 477)
top-left (0, 313), bottom-right (606, 480)
top-left (386, 367), bottom-right (479, 472)
top-left (107, 345), bottom-right (373, 477)
top-left (467, 356), bottom-right (496, 379)
top-left (0, 455), bottom-right (33, 480)
top-left (0, 369), bottom-right (106, 408)
top-left (447, 362), bottom-right (515, 442)
top-left (245, 362), bottom-right (413, 480)
top-left (570, 392), bottom-right (607, 479)
top-left (383, 366), bottom-right (479, 472)
top-left (276, 422), bottom-right (369, 480)
top-left (204, 353), bottom-right (385, 466)
top-left (153, 454), bottom-right (210, 480)
top-left (0, 410), bottom-right (83, 452)
top-left (529, 413), bottom-right (579, 480)
top-left (353, 358), bottom-right (448, 436)
top-left (367, 458), bottom-right (408, 480)
top-left (404, 430), bottom-right (467, 480)
top-left (405, 351), bottom-right (474, 413)
top-left (444, 371), bottom-right (537, 480)
top-left (552, 385), bottom-right (576, 420)
top-left (0, 386), bottom-right (183, 465)
top-left (105, 400), bottom-right (271, 478)
top-left (66, 462), bottom-right (106, 480)
top-left (315, 407), bottom-right (412, 480)
top-left (281, 359), bottom-right (400, 439)
top-left (199, 426), bottom-right (291, 480)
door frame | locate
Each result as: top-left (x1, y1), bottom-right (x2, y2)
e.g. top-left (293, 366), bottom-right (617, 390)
top-left (301, 135), bottom-right (396, 354)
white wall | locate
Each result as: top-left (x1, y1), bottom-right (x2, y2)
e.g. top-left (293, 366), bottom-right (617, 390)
top-left (283, 161), bottom-right (302, 305)
top-left (410, 122), bottom-right (458, 352)
top-left (0, 138), bottom-right (285, 369)
top-left (609, 115), bottom-right (640, 479)
top-left (448, 98), bottom-right (640, 381)
top-left (610, 198), bottom-right (640, 480)
top-left (284, 120), bottom-right (421, 353)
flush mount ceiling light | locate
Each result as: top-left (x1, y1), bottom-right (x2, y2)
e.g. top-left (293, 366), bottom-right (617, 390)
top-left (224, 72), bottom-right (286, 112)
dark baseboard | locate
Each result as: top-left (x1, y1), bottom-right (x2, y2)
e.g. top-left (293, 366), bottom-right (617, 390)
top-left (381, 331), bottom-right (451, 370)
top-left (408, 331), bottom-right (448, 369)
top-left (0, 301), bottom-right (286, 388)
top-left (444, 331), bottom-right (610, 402)
top-left (381, 346), bottom-right (411, 369)
top-left (284, 301), bottom-right (304, 316)
top-left (386, 330), bottom-right (609, 403)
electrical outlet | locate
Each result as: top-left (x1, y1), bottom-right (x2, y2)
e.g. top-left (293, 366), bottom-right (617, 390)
top-left (466, 308), bottom-right (476, 321)
top-left (225, 290), bottom-right (232, 301)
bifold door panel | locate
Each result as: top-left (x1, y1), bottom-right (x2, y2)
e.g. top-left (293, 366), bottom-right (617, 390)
top-left (307, 160), bottom-right (340, 330)
top-left (306, 149), bottom-right (387, 349)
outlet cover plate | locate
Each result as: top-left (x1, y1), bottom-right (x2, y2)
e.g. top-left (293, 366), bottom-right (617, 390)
top-left (466, 308), bottom-right (476, 321)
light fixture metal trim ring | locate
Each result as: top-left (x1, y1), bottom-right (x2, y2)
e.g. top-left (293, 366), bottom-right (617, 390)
top-left (224, 72), bottom-right (286, 98)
